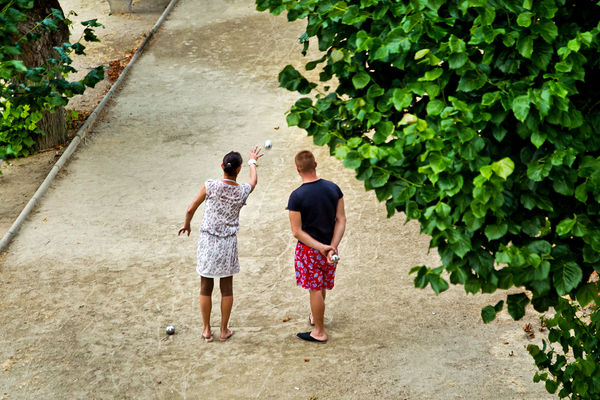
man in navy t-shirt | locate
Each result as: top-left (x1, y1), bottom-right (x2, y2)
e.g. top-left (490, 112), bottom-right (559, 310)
top-left (287, 150), bottom-right (346, 343)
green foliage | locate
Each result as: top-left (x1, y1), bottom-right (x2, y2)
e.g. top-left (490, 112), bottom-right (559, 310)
top-left (257, 0), bottom-right (600, 397)
top-left (0, 1), bottom-right (105, 158)
top-left (528, 297), bottom-right (600, 399)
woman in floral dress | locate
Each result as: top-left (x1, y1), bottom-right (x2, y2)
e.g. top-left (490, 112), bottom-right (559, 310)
top-left (178, 146), bottom-right (262, 341)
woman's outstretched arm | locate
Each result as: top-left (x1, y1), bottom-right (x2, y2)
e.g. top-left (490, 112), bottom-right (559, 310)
top-left (247, 145), bottom-right (263, 192)
top-left (178, 184), bottom-right (207, 236)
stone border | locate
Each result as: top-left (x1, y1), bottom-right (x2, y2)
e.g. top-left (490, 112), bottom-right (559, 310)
top-left (0, 0), bottom-right (180, 254)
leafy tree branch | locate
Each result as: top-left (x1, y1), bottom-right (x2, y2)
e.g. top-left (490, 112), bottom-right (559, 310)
top-left (258, 0), bottom-right (600, 397)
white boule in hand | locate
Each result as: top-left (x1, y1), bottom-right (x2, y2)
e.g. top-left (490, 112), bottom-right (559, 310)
top-left (264, 139), bottom-right (272, 149)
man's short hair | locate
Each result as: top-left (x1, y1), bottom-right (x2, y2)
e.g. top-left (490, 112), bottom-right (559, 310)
top-left (295, 150), bottom-right (316, 172)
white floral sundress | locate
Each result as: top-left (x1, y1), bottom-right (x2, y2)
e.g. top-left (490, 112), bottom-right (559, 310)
top-left (196, 179), bottom-right (252, 278)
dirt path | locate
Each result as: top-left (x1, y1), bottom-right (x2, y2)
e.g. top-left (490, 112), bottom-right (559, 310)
top-left (0, 0), bottom-right (171, 238)
top-left (0, 1), bottom-right (554, 399)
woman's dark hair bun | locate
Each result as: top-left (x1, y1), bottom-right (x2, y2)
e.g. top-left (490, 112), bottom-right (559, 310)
top-left (223, 151), bottom-right (242, 175)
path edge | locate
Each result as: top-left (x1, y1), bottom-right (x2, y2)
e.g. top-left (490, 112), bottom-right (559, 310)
top-left (0, 0), bottom-right (181, 254)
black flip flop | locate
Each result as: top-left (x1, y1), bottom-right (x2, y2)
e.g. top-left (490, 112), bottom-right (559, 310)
top-left (297, 331), bottom-right (327, 343)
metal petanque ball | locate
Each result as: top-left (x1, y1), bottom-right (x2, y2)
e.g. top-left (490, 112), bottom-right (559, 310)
top-left (264, 139), bottom-right (272, 149)
top-left (166, 325), bottom-right (175, 335)
top-left (332, 254), bottom-right (340, 263)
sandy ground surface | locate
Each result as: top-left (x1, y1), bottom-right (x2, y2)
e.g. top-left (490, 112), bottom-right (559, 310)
top-left (0, 0), bottom-right (171, 238)
top-left (0, 0), bottom-right (556, 399)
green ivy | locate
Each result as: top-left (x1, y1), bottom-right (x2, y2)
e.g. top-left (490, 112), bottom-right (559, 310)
top-left (257, 0), bottom-right (600, 397)
top-left (0, 0), bottom-right (105, 159)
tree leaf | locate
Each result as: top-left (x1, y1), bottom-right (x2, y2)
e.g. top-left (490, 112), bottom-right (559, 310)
top-left (491, 157), bottom-right (514, 180)
top-left (352, 72), bottom-right (371, 89)
top-left (481, 305), bottom-right (497, 323)
top-left (512, 95), bottom-right (531, 122)
top-left (485, 222), bottom-right (508, 240)
top-left (286, 112), bottom-right (300, 126)
top-left (457, 71), bottom-right (486, 92)
top-left (71, 42), bottom-right (85, 55)
top-left (576, 283), bottom-right (598, 308)
top-left (341, 4), bottom-right (360, 25)
top-left (556, 217), bottom-right (576, 236)
top-left (545, 380), bottom-right (559, 394)
top-left (534, 21), bottom-right (558, 43)
top-left (279, 65), bottom-right (303, 91)
top-left (530, 130), bottom-right (547, 148)
top-left (553, 262), bottom-right (582, 296)
top-left (426, 99), bottom-right (444, 116)
top-left (420, 68), bottom-right (443, 81)
top-left (482, 91), bottom-right (501, 106)
top-left (516, 35), bottom-right (534, 58)
top-left (413, 266), bottom-right (429, 288)
top-left (428, 152), bottom-right (451, 173)
top-left (448, 34), bottom-right (467, 53)
top-left (435, 202), bottom-right (451, 217)
top-left (8, 60), bottom-right (27, 72)
top-left (448, 53), bottom-right (468, 69)
top-left (517, 12), bottom-right (533, 27)
top-left (494, 300), bottom-right (504, 312)
top-left (527, 162), bottom-right (551, 182)
top-left (343, 151), bottom-right (362, 169)
top-left (373, 121), bottom-right (393, 144)
top-left (450, 233), bottom-right (472, 258)
top-left (370, 169), bottom-right (390, 188)
top-left (367, 84), bottom-right (384, 99)
top-left (414, 48), bottom-right (430, 60)
top-left (428, 273), bottom-right (449, 295)
top-left (507, 293), bottom-right (530, 320)
top-left (330, 49), bottom-right (344, 62)
top-left (305, 55), bottom-right (326, 71)
top-left (392, 89), bottom-right (412, 110)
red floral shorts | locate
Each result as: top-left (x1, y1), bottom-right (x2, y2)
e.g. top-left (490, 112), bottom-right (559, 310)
top-left (294, 242), bottom-right (336, 290)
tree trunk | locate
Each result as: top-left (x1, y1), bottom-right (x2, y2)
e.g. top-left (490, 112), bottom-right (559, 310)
top-left (35, 108), bottom-right (67, 151)
top-left (17, 0), bottom-right (69, 151)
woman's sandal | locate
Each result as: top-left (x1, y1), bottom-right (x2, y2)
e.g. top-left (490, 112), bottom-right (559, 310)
top-left (202, 332), bottom-right (214, 342)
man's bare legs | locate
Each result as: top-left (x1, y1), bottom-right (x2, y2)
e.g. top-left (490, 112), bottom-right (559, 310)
top-left (199, 277), bottom-right (214, 340)
top-left (309, 289), bottom-right (328, 341)
top-left (309, 289), bottom-right (327, 325)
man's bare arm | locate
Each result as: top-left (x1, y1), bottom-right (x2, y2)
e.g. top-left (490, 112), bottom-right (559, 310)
top-left (289, 210), bottom-right (335, 257)
top-left (330, 197), bottom-right (346, 250)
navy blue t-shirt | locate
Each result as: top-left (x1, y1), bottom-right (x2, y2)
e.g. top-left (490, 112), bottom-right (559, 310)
top-left (287, 179), bottom-right (343, 245)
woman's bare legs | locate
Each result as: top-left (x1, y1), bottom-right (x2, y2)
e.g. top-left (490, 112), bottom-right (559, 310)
top-left (200, 277), bottom-right (214, 340)
top-left (219, 276), bottom-right (234, 341)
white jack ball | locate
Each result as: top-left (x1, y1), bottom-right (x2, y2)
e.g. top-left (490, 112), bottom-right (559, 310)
top-left (264, 139), bottom-right (272, 149)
